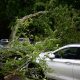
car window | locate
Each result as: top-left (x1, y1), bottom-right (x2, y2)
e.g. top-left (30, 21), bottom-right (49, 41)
top-left (54, 47), bottom-right (80, 59)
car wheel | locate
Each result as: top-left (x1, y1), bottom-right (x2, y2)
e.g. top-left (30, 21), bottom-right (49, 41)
top-left (25, 62), bottom-right (45, 80)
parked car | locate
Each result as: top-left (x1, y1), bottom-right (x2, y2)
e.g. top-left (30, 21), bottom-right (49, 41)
top-left (35, 44), bottom-right (80, 80)
top-left (18, 38), bottom-right (25, 42)
top-left (0, 39), bottom-right (9, 45)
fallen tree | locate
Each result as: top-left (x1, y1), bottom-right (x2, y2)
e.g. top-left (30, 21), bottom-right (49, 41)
top-left (10, 11), bottom-right (48, 42)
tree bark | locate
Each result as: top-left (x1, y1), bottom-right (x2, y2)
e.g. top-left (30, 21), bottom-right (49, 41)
top-left (20, 11), bottom-right (48, 22)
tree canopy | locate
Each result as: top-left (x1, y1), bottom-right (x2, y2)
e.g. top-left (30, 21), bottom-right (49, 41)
top-left (0, 0), bottom-right (80, 45)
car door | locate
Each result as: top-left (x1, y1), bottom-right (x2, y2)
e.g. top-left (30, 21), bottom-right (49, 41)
top-left (46, 47), bottom-right (74, 80)
top-left (73, 60), bottom-right (80, 80)
top-left (72, 47), bottom-right (80, 80)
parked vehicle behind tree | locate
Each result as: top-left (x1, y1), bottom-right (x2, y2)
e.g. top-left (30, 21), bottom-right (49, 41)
top-left (36, 44), bottom-right (80, 80)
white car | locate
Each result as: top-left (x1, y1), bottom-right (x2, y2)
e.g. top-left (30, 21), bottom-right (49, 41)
top-left (36, 44), bottom-right (80, 80)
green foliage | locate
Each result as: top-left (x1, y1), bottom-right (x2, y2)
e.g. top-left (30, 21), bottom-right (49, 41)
top-left (14, 4), bottom-right (80, 45)
top-left (0, 39), bottom-right (55, 80)
top-left (50, 5), bottom-right (80, 44)
top-left (57, 0), bottom-right (80, 9)
top-left (17, 18), bottom-right (33, 37)
top-left (0, 40), bottom-right (38, 79)
top-left (43, 38), bottom-right (60, 51)
top-left (11, 2), bottom-right (80, 45)
top-left (34, 2), bottom-right (45, 12)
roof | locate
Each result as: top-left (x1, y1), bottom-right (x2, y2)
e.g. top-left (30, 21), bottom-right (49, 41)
top-left (53, 44), bottom-right (80, 53)
top-left (62, 44), bottom-right (80, 48)
top-left (40, 44), bottom-right (80, 55)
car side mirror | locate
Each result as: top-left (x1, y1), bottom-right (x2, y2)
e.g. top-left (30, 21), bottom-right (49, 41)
top-left (48, 53), bottom-right (55, 60)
